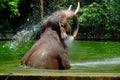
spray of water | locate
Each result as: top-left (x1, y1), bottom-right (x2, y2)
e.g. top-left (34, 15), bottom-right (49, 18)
top-left (3, 21), bottom-right (44, 50)
top-left (71, 57), bottom-right (120, 67)
top-left (3, 1), bottom-right (50, 50)
top-left (65, 35), bottom-right (74, 46)
top-left (3, 1), bottom-right (77, 50)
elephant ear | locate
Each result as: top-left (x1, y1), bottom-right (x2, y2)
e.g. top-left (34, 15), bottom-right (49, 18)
top-left (59, 22), bottom-right (68, 39)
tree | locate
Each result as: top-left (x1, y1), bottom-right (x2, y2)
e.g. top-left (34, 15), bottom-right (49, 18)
top-left (0, 0), bottom-right (20, 34)
top-left (79, 2), bottom-right (104, 27)
top-left (78, 0), bottom-right (120, 39)
top-left (101, 0), bottom-right (120, 38)
top-left (40, 0), bottom-right (44, 19)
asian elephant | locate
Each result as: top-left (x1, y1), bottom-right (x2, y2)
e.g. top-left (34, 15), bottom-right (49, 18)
top-left (21, 2), bottom-right (80, 70)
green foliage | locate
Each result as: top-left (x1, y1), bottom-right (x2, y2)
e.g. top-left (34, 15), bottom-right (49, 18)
top-left (0, 0), bottom-right (20, 17)
top-left (0, 0), bottom-right (20, 33)
top-left (79, 2), bottom-right (104, 27)
top-left (102, 0), bottom-right (120, 31)
top-left (0, 0), bottom-right (120, 39)
top-left (78, 0), bottom-right (120, 38)
top-left (8, 0), bottom-right (20, 17)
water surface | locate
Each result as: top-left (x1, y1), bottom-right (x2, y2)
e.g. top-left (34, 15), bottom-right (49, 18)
top-left (0, 40), bottom-right (120, 74)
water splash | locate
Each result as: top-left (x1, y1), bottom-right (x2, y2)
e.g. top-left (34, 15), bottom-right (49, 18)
top-left (3, 21), bottom-right (43, 50)
top-left (3, 1), bottom-right (48, 50)
top-left (71, 57), bottom-right (120, 67)
top-left (65, 35), bottom-right (74, 46)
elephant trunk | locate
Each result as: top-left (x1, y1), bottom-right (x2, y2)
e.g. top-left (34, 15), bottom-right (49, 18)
top-left (62, 2), bottom-right (80, 38)
top-left (70, 2), bottom-right (80, 38)
top-left (72, 15), bottom-right (79, 38)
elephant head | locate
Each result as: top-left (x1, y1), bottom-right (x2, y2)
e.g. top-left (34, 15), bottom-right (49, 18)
top-left (41, 2), bottom-right (80, 39)
top-left (21, 2), bottom-right (80, 70)
top-left (60, 2), bottom-right (80, 38)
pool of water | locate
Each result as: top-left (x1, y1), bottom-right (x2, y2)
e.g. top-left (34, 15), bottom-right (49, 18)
top-left (0, 40), bottom-right (120, 74)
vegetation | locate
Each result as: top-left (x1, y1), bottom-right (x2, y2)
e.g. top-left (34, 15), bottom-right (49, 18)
top-left (0, 0), bottom-right (120, 39)
top-left (78, 0), bottom-right (120, 39)
top-left (0, 0), bottom-right (20, 35)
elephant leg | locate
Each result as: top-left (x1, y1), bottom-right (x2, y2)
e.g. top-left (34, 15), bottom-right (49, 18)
top-left (58, 52), bottom-right (71, 69)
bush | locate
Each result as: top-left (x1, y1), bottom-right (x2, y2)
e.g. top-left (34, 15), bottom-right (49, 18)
top-left (78, 1), bottom-right (120, 39)
top-left (0, 0), bottom-right (20, 34)
top-left (79, 2), bottom-right (104, 27)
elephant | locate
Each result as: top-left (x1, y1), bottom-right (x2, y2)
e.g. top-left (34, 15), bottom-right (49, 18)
top-left (21, 2), bottom-right (80, 70)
